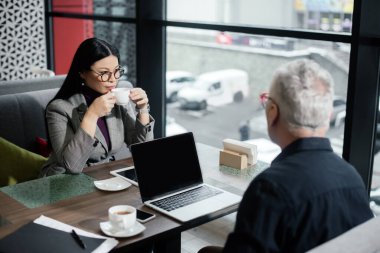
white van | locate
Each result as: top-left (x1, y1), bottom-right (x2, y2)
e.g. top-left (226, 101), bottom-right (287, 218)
top-left (177, 69), bottom-right (249, 110)
top-left (166, 71), bottom-right (196, 102)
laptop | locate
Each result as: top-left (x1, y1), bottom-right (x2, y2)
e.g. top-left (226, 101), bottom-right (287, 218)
top-left (130, 132), bottom-right (242, 222)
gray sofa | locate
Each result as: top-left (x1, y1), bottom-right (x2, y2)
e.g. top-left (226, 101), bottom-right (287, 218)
top-left (0, 75), bottom-right (65, 96)
top-left (0, 88), bottom-right (59, 154)
top-left (0, 76), bottom-right (65, 154)
top-left (0, 76), bottom-right (131, 158)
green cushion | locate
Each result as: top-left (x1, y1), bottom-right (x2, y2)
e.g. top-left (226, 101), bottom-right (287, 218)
top-left (0, 137), bottom-right (48, 187)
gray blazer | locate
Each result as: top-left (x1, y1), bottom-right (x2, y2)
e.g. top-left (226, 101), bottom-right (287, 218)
top-left (40, 93), bottom-right (154, 176)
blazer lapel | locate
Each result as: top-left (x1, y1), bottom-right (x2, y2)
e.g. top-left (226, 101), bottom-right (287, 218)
top-left (76, 103), bottom-right (87, 122)
top-left (95, 131), bottom-right (108, 153)
top-left (106, 110), bottom-right (123, 153)
top-left (76, 100), bottom-right (109, 152)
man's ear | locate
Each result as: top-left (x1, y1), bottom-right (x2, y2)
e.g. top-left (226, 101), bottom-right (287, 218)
top-left (328, 108), bottom-right (333, 122)
top-left (267, 103), bottom-right (279, 127)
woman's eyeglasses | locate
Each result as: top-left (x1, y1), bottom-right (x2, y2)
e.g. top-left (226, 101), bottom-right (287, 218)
top-left (91, 66), bottom-right (127, 82)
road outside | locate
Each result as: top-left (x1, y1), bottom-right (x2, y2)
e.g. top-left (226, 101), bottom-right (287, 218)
top-left (167, 97), bottom-right (380, 189)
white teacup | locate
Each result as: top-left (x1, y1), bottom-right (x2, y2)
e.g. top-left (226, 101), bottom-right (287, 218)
top-left (108, 205), bottom-right (136, 231)
top-left (111, 88), bottom-right (131, 105)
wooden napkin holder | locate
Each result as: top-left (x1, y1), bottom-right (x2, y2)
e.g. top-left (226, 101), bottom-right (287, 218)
top-left (219, 149), bottom-right (248, 169)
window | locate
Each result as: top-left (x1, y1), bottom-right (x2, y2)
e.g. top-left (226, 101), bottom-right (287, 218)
top-left (49, 3), bottom-right (137, 83)
top-left (164, 1), bottom-right (380, 200)
top-left (44, 0), bottom-right (380, 197)
top-left (52, 0), bottom-right (136, 18)
top-left (167, 0), bottom-right (353, 33)
top-left (167, 26), bottom-right (349, 163)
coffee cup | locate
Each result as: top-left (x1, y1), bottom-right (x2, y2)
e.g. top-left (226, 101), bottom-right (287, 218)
top-left (108, 205), bottom-right (136, 230)
top-left (111, 88), bottom-right (131, 105)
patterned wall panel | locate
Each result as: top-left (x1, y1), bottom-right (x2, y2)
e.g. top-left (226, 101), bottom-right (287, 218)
top-left (0, 0), bottom-right (47, 81)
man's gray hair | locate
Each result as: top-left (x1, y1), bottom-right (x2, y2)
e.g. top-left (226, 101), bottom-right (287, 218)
top-left (270, 59), bottom-right (334, 131)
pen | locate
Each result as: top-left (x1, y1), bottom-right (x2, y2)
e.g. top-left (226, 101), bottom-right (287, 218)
top-left (71, 229), bottom-right (87, 249)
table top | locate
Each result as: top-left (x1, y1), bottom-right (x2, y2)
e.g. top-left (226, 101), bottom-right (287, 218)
top-left (0, 143), bottom-right (269, 250)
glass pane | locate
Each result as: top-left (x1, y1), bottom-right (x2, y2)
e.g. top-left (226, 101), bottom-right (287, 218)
top-left (52, 0), bottom-right (136, 18)
top-left (372, 101), bottom-right (380, 215)
top-left (167, 0), bottom-right (353, 33)
top-left (52, 18), bottom-right (136, 84)
top-left (166, 27), bottom-right (349, 165)
top-left (0, 174), bottom-right (95, 208)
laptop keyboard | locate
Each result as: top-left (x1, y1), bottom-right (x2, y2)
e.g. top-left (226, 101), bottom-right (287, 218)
top-left (151, 185), bottom-right (223, 212)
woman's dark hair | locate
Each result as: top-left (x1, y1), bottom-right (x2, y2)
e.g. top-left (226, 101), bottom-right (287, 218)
top-left (53, 37), bottom-right (120, 101)
top-left (45, 38), bottom-right (119, 148)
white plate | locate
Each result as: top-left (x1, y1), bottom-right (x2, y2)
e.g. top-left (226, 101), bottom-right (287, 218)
top-left (94, 177), bottom-right (132, 191)
top-left (100, 221), bottom-right (146, 238)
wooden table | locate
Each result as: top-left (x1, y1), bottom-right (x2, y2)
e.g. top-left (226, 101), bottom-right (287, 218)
top-left (0, 143), bottom-right (268, 252)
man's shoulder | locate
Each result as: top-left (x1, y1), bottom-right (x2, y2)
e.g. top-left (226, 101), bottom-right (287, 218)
top-left (269, 151), bottom-right (360, 183)
top-left (252, 153), bottom-right (364, 202)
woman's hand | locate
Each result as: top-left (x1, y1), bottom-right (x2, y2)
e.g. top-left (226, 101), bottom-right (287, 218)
top-left (129, 87), bottom-right (150, 125)
top-left (88, 92), bottom-right (116, 118)
top-left (81, 92), bottom-right (116, 138)
top-left (129, 88), bottom-right (149, 109)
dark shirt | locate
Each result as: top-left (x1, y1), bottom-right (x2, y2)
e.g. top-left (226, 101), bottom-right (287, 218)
top-left (82, 86), bottom-right (111, 150)
top-left (223, 137), bottom-right (374, 253)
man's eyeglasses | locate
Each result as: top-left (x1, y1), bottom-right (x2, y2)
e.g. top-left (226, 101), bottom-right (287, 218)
top-left (259, 92), bottom-right (272, 109)
top-left (91, 66), bottom-right (127, 82)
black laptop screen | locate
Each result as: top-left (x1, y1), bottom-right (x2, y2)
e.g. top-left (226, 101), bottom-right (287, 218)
top-left (130, 132), bottom-right (204, 202)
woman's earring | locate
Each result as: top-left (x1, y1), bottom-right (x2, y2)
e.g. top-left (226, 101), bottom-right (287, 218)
top-left (81, 82), bottom-right (85, 86)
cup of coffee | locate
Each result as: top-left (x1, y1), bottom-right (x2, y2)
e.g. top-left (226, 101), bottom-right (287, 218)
top-left (108, 205), bottom-right (136, 230)
top-left (111, 88), bottom-right (131, 105)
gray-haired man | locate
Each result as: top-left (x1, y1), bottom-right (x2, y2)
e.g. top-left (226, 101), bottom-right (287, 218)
top-left (200, 59), bottom-right (373, 253)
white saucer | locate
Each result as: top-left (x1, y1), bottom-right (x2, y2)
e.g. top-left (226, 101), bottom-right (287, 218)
top-left (94, 177), bottom-right (132, 191)
top-left (100, 221), bottom-right (146, 238)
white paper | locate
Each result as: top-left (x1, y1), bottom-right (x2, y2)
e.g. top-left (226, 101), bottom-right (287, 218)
top-left (34, 215), bottom-right (118, 253)
top-left (223, 138), bottom-right (258, 165)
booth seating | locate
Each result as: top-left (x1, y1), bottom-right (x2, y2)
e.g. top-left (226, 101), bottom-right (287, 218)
top-left (0, 75), bottom-right (65, 96)
top-left (0, 76), bottom-right (64, 186)
top-left (0, 76), bottom-right (67, 153)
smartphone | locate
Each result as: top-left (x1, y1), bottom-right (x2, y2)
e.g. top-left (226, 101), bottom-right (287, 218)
top-left (110, 166), bottom-right (138, 186)
top-left (137, 209), bottom-right (156, 223)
